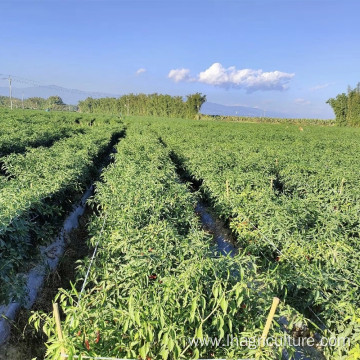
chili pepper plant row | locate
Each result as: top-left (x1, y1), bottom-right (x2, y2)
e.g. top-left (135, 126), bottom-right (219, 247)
top-left (0, 120), bottom-right (123, 304)
top-left (142, 117), bottom-right (360, 359)
top-left (34, 123), bottom-right (306, 360)
top-left (200, 114), bottom-right (335, 126)
top-left (0, 109), bottom-right (108, 157)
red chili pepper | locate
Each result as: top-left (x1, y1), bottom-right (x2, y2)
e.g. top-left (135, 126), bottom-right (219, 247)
top-left (95, 331), bottom-right (100, 344)
top-left (149, 274), bottom-right (157, 280)
top-left (85, 339), bottom-right (90, 350)
top-left (241, 303), bottom-right (246, 309)
top-left (76, 330), bottom-right (81, 336)
top-left (275, 256), bottom-right (280, 262)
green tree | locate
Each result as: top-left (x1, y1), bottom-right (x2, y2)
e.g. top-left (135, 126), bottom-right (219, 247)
top-left (326, 93), bottom-right (348, 126)
top-left (327, 83), bottom-right (360, 126)
top-left (46, 95), bottom-right (65, 110)
top-left (347, 83), bottom-right (360, 126)
top-left (186, 93), bottom-right (207, 118)
top-left (77, 93), bottom-right (207, 119)
top-left (25, 97), bottom-right (47, 110)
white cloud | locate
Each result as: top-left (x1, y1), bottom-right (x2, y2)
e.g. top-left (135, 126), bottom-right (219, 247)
top-left (198, 63), bottom-right (294, 91)
top-left (168, 68), bottom-right (191, 82)
top-left (168, 63), bottom-right (294, 91)
top-left (136, 68), bottom-right (146, 75)
top-left (310, 83), bottom-right (333, 91)
top-left (295, 98), bottom-right (311, 105)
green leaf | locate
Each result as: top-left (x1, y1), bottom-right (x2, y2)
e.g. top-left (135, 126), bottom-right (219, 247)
top-left (139, 344), bottom-right (147, 359)
top-left (220, 297), bottom-right (228, 314)
top-left (190, 297), bottom-right (197, 322)
top-left (196, 325), bottom-right (203, 339)
top-left (134, 312), bottom-right (141, 326)
top-left (160, 348), bottom-right (169, 360)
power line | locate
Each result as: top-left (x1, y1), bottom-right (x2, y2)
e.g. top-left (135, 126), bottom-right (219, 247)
top-left (0, 73), bottom-right (116, 99)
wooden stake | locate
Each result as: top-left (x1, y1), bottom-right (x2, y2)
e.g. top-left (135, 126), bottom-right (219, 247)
top-left (226, 180), bottom-right (229, 198)
top-left (339, 178), bottom-right (346, 194)
top-left (270, 177), bottom-right (274, 189)
top-left (53, 302), bottom-right (66, 359)
top-left (260, 297), bottom-right (280, 347)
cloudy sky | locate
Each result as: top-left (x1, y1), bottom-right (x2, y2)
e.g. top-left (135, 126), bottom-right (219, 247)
top-left (1, 0), bottom-right (359, 118)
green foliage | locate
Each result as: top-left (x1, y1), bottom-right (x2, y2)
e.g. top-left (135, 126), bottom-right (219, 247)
top-left (185, 93), bottom-right (207, 117)
top-left (78, 93), bottom-right (206, 119)
top-left (0, 95), bottom-right (75, 111)
top-left (26, 97), bottom-right (47, 110)
top-left (200, 114), bottom-right (335, 125)
top-left (144, 117), bottom-right (360, 358)
top-left (327, 83), bottom-right (360, 126)
top-left (1, 112), bottom-right (358, 358)
top-left (46, 95), bottom-right (65, 110)
top-left (0, 109), bottom-right (123, 304)
top-left (36, 123), bottom-right (302, 360)
top-left (0, 109), bottom-right (87, 157)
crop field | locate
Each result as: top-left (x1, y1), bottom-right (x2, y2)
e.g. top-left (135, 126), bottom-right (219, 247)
top-left (0, 110), bottom-right (359, 360)
top-left (0, 109), bottom-right (123, 303)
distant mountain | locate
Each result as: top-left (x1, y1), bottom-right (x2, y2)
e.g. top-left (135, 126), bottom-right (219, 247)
top-left (0, 86), bottom-right (118, 105)
top-left (201, 102), bottom-right (288, 118)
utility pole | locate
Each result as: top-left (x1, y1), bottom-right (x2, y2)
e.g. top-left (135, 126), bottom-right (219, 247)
top-left (8, 76), bottom-right (13, 110)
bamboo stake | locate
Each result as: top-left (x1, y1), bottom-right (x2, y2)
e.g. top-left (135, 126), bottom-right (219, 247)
top-left (339, 178), bottom-right (346, 194)
top-left (260, 297), bottom-right (280, 347)
top-left (53, 302), bottom-right (66, 359)
top-left (226, 180), bottom-right (229, 198)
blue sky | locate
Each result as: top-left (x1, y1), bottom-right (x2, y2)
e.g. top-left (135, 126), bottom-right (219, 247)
top-left (1, 0), bottom-right (359, 118)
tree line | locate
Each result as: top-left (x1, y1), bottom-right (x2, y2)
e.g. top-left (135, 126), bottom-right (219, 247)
top-left (77, 93), bottom-right (207, 118)
top-left (0, 95), bottom-right (76, 111)
top-left (327, 83), bottom-right (360, 126)
top-left (0, 92), bottom-right (207, 119)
